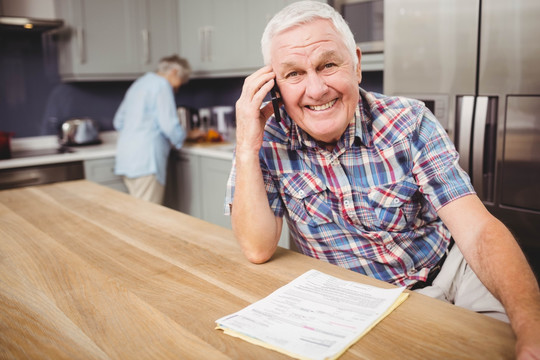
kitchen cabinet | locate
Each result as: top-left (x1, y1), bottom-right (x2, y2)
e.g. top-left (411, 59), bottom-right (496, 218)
top-left (137, 0), bottom-right (179, 73)
top-left (178, 0), bottom-right (326, 77)
top-left (165, 148), bottom-right (291, 248)
top-left (164, 150), bottom-right (202, 218)
top-left (83, 157), bottom-right (128, 193)
top-left (55, 0), bottom-right (178, 81)
top-left (165, 150), bottom-right (227, 227)
top-left (178, 0), bottom-right (249, 76)
top-left (199, 156), bottom-right (233, 229)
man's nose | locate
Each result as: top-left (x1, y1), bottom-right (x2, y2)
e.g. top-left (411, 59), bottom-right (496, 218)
top-left (304, 72), bottom-right (328, 99)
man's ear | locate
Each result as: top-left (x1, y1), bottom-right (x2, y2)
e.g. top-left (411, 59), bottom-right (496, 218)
top-left (355, 47), bottom-right (362, 84)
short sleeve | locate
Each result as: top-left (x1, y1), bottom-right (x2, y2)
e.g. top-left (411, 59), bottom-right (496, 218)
top-left (412, 109), bottom-right (475, 210)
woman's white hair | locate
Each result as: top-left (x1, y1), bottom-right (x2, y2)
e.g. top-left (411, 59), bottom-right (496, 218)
top-left (157, 54), bottom-right (192, 84)
top-left (261, 1), bottom-right (358, 66)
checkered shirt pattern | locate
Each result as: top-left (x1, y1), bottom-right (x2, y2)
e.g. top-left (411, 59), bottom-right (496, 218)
top-left (225, 88), bottom-right (475, 287)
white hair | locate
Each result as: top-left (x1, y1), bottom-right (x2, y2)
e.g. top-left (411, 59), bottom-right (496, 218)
top-left (157, 55), bottom-right (192, 84)
top-left (261, 1), bottom-right (358, 66)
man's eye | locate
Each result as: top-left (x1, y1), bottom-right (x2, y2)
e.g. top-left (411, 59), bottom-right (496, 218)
top-left (324, 63), bottom-right (336, 69)
top-left (286, 71), bottom-right (298, 78)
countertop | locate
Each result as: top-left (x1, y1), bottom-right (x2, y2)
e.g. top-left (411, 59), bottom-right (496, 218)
top-left (0, 180), bottom-right (516, 359)
top-left (0, 131), bottom-right (234, 170)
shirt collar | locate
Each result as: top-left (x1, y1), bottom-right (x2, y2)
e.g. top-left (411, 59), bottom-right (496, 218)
top-left (356, 88), bottom-right (374, 147)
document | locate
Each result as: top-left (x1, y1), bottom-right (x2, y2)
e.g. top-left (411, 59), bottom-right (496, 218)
top-left (216, 269), bottom-right (408, 360)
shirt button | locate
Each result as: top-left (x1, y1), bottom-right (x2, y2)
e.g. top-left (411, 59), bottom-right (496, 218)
top-left (409, 268), bottom-right (417, 274)
top-left (393, 198), bottom-right (401, 204)
top-left (344, 200), bottom-right (350, 207)
top-left (298, 190), bottom-right (305, 196)
top-left (386, 243), bottom-right (395, 250)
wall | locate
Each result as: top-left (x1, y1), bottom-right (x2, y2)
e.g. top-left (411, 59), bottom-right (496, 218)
top-left (0, 29), bottom-right (60, 137)
top-left (0, 29), bottom-right (383, 139)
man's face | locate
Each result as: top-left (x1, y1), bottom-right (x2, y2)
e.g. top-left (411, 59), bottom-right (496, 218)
top-left (271, 19), bottom-right (362, 145)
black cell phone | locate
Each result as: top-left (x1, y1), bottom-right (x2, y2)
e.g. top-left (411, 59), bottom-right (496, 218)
top-left (270, 84), bottom-right (281, 123)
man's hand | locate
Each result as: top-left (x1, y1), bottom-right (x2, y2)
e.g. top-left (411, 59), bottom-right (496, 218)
top-left (515, 319), bottom-right (540, 359)
top-left (235, 65), bottom-right (278, 155)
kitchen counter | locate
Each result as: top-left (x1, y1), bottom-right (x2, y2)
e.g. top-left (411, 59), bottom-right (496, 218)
top-left (181, 141), bottom-right (235, 161)
top-left (0, 131), bottom-right (234, 170)
top-left (0, 132), bottom-right (118, 170)
top-left (0, 180), bottom-right (515, 359)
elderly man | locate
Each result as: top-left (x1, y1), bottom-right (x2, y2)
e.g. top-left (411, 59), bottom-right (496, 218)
top-left (226, 1), bottom-right (540, 358)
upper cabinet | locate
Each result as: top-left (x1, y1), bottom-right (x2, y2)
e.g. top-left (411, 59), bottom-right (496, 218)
top-left (55, 0), bottom-right (179, 81)
top-left (178, 0), bottom-right (259, 77)
top-left (138, 0), bottom-right (179, 73)
top-left (178, 0), bottom-right (326, 78)
top-left (54, 0), bottom-right (328, 80)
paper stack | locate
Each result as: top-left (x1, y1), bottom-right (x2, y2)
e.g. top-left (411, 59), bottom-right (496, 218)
top-left (216, 269), bottom-right (408, 360)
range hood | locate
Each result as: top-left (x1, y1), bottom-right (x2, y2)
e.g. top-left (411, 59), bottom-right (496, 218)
top-left (0, 0), bottom-right (63, 32)
top-left (0, 16), bottom-right (63, 32)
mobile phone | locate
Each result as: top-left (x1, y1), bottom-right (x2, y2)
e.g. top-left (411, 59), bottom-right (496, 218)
top-left (270, 84), bottom-right (281, 123)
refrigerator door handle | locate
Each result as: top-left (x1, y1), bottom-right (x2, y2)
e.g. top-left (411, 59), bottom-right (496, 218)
top-left (457, 96), bottom-right (475, 173)
top-left (472, 96), bottom-right (489, 198)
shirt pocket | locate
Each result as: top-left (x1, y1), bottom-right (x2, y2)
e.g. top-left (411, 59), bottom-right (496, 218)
top-left (367, 180), bottom-right (420, 231)
top-left (281, 172), bottom-right (334, 227)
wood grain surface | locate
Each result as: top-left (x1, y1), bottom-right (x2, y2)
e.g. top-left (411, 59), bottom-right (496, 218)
top-left (0, 180), bottom-right (516, 359)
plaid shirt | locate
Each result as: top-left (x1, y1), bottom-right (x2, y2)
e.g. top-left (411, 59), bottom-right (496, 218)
top-left (225, 88), bottom-right (474, 287)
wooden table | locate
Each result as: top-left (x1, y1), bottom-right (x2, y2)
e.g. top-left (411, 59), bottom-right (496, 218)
top-left (0, 181), bottom-right (515, 359)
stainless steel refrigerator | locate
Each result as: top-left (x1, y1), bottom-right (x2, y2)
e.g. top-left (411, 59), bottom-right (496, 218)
top-left (384, 0), bottom-right (540, 275)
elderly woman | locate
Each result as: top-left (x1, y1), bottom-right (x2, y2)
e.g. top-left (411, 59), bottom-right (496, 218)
top-left (113, 55), bottom-right (191, 204)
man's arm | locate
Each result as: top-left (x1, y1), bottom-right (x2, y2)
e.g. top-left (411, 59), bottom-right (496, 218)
top-left (231, 66), bottom-right (283, 263)
top-left (231, 150), bottom-right (283, 263)
top-left (438, 194), bottom-right (540, 359)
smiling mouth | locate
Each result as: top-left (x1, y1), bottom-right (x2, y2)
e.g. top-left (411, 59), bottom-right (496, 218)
top-left (306, 99), bottom-right (337, 111)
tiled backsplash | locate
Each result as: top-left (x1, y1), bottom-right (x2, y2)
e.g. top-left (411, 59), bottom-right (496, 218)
top-left (39, 77), bottom-right (246, 137)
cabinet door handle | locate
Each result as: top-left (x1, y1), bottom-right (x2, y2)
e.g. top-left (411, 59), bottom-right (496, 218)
top-left (199, 27), bottom-right (206, 62)
top-left (77, 27), bottom-right (85, 64)
top-left (141, 29), bottom-right (150, 64)
top-left (206, 26), bottom-right (213, 62)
